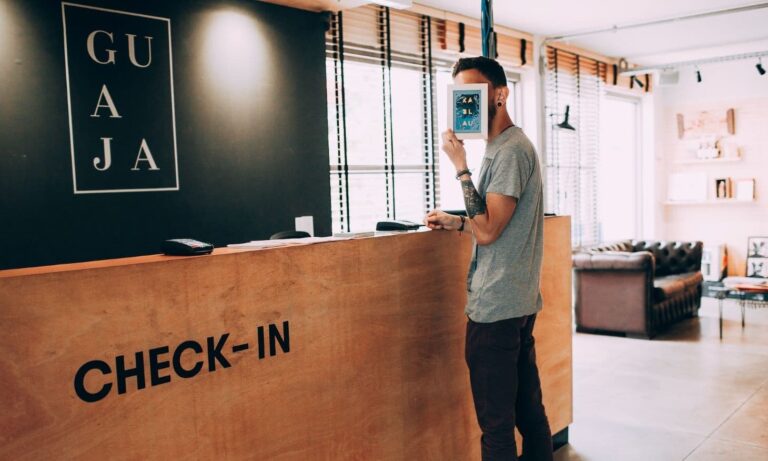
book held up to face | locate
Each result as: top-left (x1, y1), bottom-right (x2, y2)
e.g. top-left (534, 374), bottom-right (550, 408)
top-left (448, 84), bottom-right (488, 140)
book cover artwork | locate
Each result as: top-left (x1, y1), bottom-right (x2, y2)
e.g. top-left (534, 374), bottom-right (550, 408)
top-left (448, 84), bottom-right (488, 139)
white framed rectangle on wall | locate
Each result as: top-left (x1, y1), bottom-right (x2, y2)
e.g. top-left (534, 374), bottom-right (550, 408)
top-left (62, 2), bottom-right (179, 194)
top-left (667, 172), bottom-right (708, 202)
top-left (734, 178), bottom-right (755, 201)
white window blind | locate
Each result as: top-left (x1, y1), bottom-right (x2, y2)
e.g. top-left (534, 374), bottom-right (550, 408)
top-left (545, 47), bottom-right (607, 247)
top-left (545, 46), bottom-right (651, 247)
top-left (438, 19), bottom-right (532, 71)
top-left (326, 6), bottom-right (438, 233)
top-left (326, 6), bottom-right (534, 233)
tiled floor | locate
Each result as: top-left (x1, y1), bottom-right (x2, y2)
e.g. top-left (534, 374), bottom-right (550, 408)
top-left (554, 298), bottom-right (768, 461)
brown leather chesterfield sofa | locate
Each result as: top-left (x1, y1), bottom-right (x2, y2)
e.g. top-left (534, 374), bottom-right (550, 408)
top-left (573, 240), bottom-right (704, 339)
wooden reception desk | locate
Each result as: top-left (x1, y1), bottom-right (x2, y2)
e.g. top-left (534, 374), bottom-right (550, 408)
top-left (0, 216), bottom-right (572, 460)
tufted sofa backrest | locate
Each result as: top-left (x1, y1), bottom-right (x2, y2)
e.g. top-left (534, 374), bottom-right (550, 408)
top-left (582, 239), bottom-right (703, 276)
top-left (583, 240), bottom-right (634, 253)
top-left (630, 240), bottom-right (703, 276)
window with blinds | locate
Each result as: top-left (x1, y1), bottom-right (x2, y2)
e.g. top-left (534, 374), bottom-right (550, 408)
top-left (326, 6), bottom-right (534, 233)
top-left (326, 6), bottom-right (437, 233)
top-left (545, 46), bottom-right (650, 247)
top-left (545, 47), bottom-right (607, 247)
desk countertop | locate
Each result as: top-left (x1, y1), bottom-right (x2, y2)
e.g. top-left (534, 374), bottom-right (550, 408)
top-left (0, 216), bottom-right (570, 279)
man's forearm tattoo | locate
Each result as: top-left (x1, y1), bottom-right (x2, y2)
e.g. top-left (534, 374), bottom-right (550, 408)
top-left (461, 179), bottom-right (487, 217)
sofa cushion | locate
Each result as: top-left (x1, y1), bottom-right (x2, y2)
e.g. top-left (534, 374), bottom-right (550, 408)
top-left (653, 277), bottom-right (686, 301)
top-left (653, 272), bottom-right (702, 301)
top-left (661, 271), bottom-right (703, 289)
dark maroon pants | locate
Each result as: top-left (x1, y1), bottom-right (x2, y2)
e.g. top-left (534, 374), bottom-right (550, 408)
top-left (465, 314), bottom-right (553, 461)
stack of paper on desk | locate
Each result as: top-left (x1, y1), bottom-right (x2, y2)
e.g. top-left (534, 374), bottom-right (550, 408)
top-left (227, 235), bottom-right (363, 249)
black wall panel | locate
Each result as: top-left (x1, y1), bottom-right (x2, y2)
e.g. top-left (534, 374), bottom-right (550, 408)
top-left (0, 0), bottom-right (331, 269)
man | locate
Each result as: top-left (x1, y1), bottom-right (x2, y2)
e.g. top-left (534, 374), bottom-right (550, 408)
top-left (424, 57), bottom-right (552, 461)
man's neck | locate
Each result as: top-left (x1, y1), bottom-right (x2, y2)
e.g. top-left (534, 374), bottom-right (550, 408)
top-left (487, 111), bottom-right (514, 144)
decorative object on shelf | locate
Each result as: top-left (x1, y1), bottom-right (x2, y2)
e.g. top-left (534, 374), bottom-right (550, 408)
top-left (692, 135), bottom-right (721, 159)
top-left (668, 172), bottom-right (708, 202)
top-left (676, 108), bottom-right (735, 139)
top-left (702, 244), bottom-right (728, 282)
top-left (734, 178), bottom-right (756, 201)
top-left (676, 109), bottom-right (740, 163)
top-left (714, 177), bottom-right (732, 199)
top-left (747, 236), bottom-right (768, 278)
top-left (719, 138), bottom-right (741, 159)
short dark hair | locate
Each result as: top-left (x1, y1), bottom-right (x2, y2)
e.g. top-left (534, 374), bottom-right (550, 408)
top-left (452, 56), bottom-right (507, 88)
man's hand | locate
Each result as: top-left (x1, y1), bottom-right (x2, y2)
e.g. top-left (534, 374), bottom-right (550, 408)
top-left (441, 130), bottom-right (468, 171)
top-left (424, 210), bottom-right (463, 231)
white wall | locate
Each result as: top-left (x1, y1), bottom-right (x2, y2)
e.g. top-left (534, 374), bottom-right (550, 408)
top-left (656, 60), bottom-right (768, 276)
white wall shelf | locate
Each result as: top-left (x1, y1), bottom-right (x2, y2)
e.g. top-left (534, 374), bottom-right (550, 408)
top-left (663, 199), bottom-right (756, 206)
top-left (674, 157), bottom-right (742, 166)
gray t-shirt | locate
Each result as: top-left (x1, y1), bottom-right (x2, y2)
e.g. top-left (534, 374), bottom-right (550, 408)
top-left (465, 126), bottom-right (544, 323)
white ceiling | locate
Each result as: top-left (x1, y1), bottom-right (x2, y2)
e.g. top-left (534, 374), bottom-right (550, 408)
top-left (415, 0), bottom-right (768, 65)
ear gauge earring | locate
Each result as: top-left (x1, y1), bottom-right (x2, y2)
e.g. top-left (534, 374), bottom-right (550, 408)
top-left (497, 101), bottom-right (502, 107)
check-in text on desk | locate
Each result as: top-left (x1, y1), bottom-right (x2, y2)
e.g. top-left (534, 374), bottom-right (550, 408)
top-left (74, 321), bottom-right (291, 403)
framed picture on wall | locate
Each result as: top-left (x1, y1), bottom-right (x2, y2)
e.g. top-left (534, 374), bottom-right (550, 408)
top-left (748, 237), bottom-right (768, 258)
top-left (676, 108), bottom-right (735, 139)
top-left (747, 237), bottom-right (768, 279)
top-left (747, 258), bottom-right (768, 278)
top-left (448, 84), bottom-right (488, 140)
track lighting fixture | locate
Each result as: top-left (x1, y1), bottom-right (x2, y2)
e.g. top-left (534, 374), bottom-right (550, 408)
top-left (619, 51), bottom-right (768, 82)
